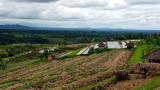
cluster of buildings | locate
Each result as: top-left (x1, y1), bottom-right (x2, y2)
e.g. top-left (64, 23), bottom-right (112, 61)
top-left (36, 41), bottom-right (137, 60)
top-left (94, 41), bottom-right (136, 50)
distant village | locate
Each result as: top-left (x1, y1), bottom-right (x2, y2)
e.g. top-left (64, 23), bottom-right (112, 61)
top-left (35, 40), bottom-right (139, 60)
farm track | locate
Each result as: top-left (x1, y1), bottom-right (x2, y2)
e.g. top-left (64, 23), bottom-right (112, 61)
top-left (0, 50), bottom-right (135, 90)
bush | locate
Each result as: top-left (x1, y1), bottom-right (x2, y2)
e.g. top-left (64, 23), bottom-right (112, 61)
top-left (0, 52), bottom-right (9, 58)
top-left (0, 57), bottom-right (7, 70)
top-left (59, 47), bottom-right (78, 50)
top-left (95, 48), bottom-right (111, 54)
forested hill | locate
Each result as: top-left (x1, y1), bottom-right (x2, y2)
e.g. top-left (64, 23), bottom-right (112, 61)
top-left (0, 24), bottom-right (36, 30)
top-left (1, 29), bottom-right (160, 45)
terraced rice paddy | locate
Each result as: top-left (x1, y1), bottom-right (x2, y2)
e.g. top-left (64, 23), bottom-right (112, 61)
top-left (1, 49), bottom-right (154, 90)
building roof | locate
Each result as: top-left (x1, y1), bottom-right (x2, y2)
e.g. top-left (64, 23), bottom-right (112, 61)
top-left (126, 42), bottom-right (135, 47)
top-left (48, 53), bottom-right (56, 57)
top-left (98, 42), bottom-right (106, 47)
top-left (94, 44), bottom-right (99, 49)
top-left (33, 48), bottom-right (39, 51)
top-left (141, 49), bottom-right (160, 61)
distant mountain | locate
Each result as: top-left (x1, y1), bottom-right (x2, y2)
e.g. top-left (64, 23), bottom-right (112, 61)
top-left (0, 24), bottom-right (152, 31)
top-left (0, 24), bottom-right (37, 30)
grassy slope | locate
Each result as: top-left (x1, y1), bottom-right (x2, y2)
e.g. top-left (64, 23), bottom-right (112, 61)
top-left (59, 48), bottom-right (83, 59)
top-left (130, 45), bottom-right (160, 90)
top-left (128, 46), bottom-right (146, 65)
top-left (135, 76), bottom-right (160, 90)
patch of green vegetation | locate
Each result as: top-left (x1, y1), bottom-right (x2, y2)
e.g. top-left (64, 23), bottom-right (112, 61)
top-left (17, 76), bottom-right (59, 90)
top-left (61, 52), bottom-right (106, 72)
top-left (95, 48), bottom-right (112, 54)
top-left (96, 68), bottom-right (108, 73)
top-left (0, 78), bottom-right (20, 85)
top-left (8, 56), bottom-right (29, 63)
top-left (0, 81), bottom-right (20, 88)
top-left (42, 69), bottom-right (108, 90)
top-left (135, 76), bottom-right (160, 90)
top-left (67, 70), bottom-right (81, 75)
top-left (90, 50), bottom-right (117, 68)
top-left (0, 59), bottom-right (43, 75)
top-left (59, 48), bottom-right (83, 60)
top-left (128, 45), bottom-right (147, 66)
top-left (76, 76), bottom-right (116, 90)
top-left (0, 74), bottom-right (46, 88)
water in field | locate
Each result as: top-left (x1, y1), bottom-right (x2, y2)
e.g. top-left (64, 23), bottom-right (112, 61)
top-left (107, 41), bottom-right (127, 49)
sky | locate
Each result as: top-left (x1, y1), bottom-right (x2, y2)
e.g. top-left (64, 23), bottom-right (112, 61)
top-left (0, 0), bottom-right (160, 30)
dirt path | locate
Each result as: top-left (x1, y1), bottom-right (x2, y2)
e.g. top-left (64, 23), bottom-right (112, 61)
top-left (99, 50), bottom-right (132, 70)
top-left (105, 76), bottom-right (156, 90)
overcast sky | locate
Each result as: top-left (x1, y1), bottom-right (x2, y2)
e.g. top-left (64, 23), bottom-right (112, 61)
top-left (0, 0), bottom-right (160, 30)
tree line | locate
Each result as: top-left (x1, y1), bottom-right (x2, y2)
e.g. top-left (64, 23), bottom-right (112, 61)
top-left (1, 29), bottom-right (160, 45)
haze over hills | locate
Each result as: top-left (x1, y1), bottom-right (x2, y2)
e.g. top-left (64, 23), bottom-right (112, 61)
top-left (0, 24), bottom-right (159, 31)
top-left (0, 24), bottom-right (118, 31)
top-left (0, 24), bottom-right (36, 30)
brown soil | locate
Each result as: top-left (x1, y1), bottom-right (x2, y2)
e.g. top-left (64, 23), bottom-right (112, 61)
top-left (156, 87), bottom-right (160, 90)
top-left (105, 75), bottom-right (156, 90)
top-left (52, 71), bottom-right (113, 90)
top-left (0, 50), bottom-right (141, 90)
top-left (99, 50), bottom-right (132, 70)
top-left (1, 52), bottom-right (107, 89)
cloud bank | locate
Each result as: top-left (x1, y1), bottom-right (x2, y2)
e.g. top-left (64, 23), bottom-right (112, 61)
top-left (0, 0), bottom-right (160, 29)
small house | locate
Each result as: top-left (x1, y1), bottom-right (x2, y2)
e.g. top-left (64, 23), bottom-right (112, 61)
top-left (126, 42), bottom-right (135, 49)
top-left (47, 53), bottom-right (56, 60)
top-left (141, 49), bottom-right (160, 63)
top-left (33, 48), bottom-right (39, 51)
top-left (98, 42), bottom-right (106, 49)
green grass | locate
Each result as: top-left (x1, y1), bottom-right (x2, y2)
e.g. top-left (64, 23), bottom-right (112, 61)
top-left (135, 76), bottom-right (160, 90)
top-left (59, 48), bottom-right (83, 60)
top-left (0, 59), bottom-right (43, 75)
top-left (76, 76), bottom-right (116, 90)
top-left (66, 48), bottom-right (83, 57)
top-left (17, 76), bottom-right (59, 90)
top-left (128, 45), bottom-right (147, 66)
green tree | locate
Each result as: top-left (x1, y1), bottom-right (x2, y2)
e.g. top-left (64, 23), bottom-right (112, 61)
top-left (0, 57), bottom-right (7, 70)
top-left (38, 53), bottom-right (44, 60)
top-left (38, 49), bottom-right (50, 60)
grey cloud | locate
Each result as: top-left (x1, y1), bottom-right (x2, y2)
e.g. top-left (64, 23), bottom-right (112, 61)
top-left (60, 0), bottom-right (128, 10)
top-left (60, 0), bottom-right (109, 8)
top-left (126, 0), bottom-right (160, 5)
top-left (8, 0), bottom-right (59, 3)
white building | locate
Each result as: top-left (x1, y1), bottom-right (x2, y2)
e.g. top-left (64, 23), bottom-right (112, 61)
top-left (107, 41), bottom-right (127, 49)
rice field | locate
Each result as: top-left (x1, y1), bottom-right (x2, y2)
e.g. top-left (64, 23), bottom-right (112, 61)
top-left (0, 49), bottom-right (135, 90)
top-left (128, 45), bottom-right (147, 65)
top-left (1, 45), bottom-right (160, 90)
